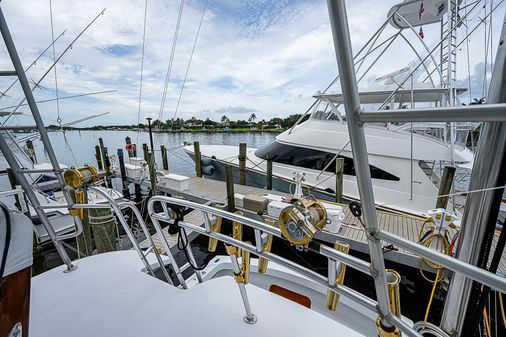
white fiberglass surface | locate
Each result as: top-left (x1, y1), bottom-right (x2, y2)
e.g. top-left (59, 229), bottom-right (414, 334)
top-left (30, 251), bottom-right (366, 337)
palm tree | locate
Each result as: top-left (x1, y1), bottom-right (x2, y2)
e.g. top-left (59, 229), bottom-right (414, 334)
top-left (221, 115), bottom-right (229, 125)
top-left (248, 113), bottom-right (256, 124)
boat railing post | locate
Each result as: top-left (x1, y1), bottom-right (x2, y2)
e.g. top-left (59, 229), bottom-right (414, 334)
top-left (326, 0), bottom-right (393, 330)
top-left (226, 245), bottom-right (257, 324)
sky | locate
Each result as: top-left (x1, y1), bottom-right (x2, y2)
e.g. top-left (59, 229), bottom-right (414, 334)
top-left (0, 0), bottom-right (504, 127)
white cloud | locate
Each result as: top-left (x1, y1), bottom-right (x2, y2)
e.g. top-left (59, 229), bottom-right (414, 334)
top-left (0, 0), bottom-right (504, 126)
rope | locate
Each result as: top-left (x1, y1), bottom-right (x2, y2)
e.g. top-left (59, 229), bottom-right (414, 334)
top-left (483, 306), bottom-right (492, 337)
top-left (170, 0), bottom-right (208, 131)
top-left (136, 0), bottom-right (148, 146)
top-left (48, 0), bottom-right (62, 128)
top-left (499, 292), bottom-right (506, 327)
top-left (158, 0), bottom-right (185, 127)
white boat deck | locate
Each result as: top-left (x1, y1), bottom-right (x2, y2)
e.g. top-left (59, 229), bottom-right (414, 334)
top-left (30, 251), bottom-right (365, 337)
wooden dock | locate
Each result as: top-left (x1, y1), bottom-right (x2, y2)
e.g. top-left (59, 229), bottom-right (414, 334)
top-left (130, 174), bottom-right (505, 276)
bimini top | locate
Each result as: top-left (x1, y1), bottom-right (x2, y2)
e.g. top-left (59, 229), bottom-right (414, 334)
top-left (317, 86), bottom-right (467, 105)
top-left (388, 0), bottom-right (460, 29)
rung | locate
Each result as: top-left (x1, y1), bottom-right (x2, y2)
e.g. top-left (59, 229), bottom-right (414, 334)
top-left (0, 125), bottom-right (37, 130)
top-left (180, 262), bottom-right (191, 273)
top-left (17, 168), bottom-right (62, 174)
top-left (0, 70), bottom-right (16, 76)
top-left (359, 103), bottom-right (506, 123)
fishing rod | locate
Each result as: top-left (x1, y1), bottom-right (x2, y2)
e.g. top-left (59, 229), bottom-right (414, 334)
top-left (1, 8), bottom-right (107, 125)
top-left (0, 29), bottom-right (67, 99)
top-left (0, 89), bottom-right (117, 112)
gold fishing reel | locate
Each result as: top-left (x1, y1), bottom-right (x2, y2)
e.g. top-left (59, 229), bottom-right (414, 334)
top-left (278, 196), bottom-right (327, 246)
top-left (64, 165), bottom-right (99, 188)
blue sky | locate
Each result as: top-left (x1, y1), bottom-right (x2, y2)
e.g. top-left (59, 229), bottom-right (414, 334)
top-left (0, 0), bottom-right (504, 126)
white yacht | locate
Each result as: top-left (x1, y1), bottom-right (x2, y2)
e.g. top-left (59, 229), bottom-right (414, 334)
top-left (185, 89), bottom-right (474, 216)
top-left (183, 0), bottom-right (480, 217)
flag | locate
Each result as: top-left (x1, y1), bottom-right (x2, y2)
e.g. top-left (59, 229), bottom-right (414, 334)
top-left (419, 27), bottom-right (425, 39)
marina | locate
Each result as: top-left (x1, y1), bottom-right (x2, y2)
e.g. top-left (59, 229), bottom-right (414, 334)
top-left (1, 1), bottom-right (506, 337)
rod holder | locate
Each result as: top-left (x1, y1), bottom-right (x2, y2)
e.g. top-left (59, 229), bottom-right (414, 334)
top-left (258, 219), bottom-right (274, 273)
top-left (232, 211), bottom-right (243, 257)
top-left (376, 269), bottom-right (402, 337)
top-left (326, 241), bottom-right (350, 311)
top-left (208, 205), bottom-right (225, 252)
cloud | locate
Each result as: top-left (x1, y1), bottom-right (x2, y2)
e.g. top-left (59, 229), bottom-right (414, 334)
top-left (214, 106), bottom-right (257, 114)
top-left (0, 0), bottom-right (503, 127)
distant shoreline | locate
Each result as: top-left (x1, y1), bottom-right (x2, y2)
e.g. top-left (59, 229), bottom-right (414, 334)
top-left (26, 127), bottom-right (285, 134)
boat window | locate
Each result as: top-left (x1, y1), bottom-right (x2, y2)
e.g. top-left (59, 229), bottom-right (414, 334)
top-left (255, 142), bottom-right (399, 181)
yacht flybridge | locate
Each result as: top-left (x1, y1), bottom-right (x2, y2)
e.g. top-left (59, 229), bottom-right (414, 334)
top-left (185, 0), bottom-right (483, 217)
top-left (1, 2), bottom-right (506, 337)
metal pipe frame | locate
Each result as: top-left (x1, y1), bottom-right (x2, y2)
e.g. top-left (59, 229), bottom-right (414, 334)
top-left (359, 103), bottom-right (506, 123)
top-left (377, 229), bottom-right (506, 293)
top-left (0, 5), bottom-right (83, 270)
top-left (228, 253), bottom-right (257, 324)
top-left (87, 187), bottom-right (159, 280)
top-left (147, 196), bottom-right (428, 336)
top-left (326, 0), bottom-right (393, 327)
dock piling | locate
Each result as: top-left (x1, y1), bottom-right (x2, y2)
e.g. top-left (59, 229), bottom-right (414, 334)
top-left (161, 145), bottom-right (169, 171)
top-left (335, 157), bottom-right (344, 203)
top-left (239, 143), bottom-right (247, 185)
top-left (194, 141), bottom-right (202, 177)
top-left (142, 143), bottom-right (149, 161)
top-left (266, 152), bottom-right (272, 190)
top-left (125, 137), bottom-right (134, 157)
top-left (117, 149), bottom-right (130, 199)
top-left (25, 139), bottom-right (36, 163)
top-left (148, 151), bottom-right (157, 196)
top-left (436, 165), bottom-right (456, 209)
top-left (94, 145), bottom-right (103, 171)
top-left (225, 165), bottom-right (235, 212)
top-left (103, 146), bottom-right (112, 185)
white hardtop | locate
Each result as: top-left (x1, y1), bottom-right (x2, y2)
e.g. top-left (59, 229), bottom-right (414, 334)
top-left (30, 250), bottom-right (365, 337)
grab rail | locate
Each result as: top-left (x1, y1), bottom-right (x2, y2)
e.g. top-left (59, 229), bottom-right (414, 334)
top-left (146, 195), bottom-right (506, 337)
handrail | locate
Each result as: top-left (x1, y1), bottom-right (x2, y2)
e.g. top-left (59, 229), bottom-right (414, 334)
top-left (147, 195), bottom-right (506, 336)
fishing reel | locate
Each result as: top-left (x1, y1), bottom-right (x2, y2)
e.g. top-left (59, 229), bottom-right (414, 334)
top-left (64, 165), bottom-right (99, 189)
top-left (278, 195), bottom-right (327, 249)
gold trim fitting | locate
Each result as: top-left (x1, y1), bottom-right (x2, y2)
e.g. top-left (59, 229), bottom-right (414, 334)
top-left (208, 204), bottom-right (225, 252)
top-left (385, 269), bottom-right (402, 318)
top-left (258, 219), bottom-right (275, 274)
top-left (326, 241), bottom-right (350, 311)
top-left (376, 317), bottom-right (401, 337)
top-left (232, 211), bottom-right (243, 257)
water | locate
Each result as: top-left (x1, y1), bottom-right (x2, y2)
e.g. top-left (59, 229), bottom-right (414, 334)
top-left (29, 130), bottom-right (277, 175)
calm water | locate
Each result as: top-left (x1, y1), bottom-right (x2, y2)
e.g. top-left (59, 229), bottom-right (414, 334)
top-left (29, 130), bottom-right (277, 175)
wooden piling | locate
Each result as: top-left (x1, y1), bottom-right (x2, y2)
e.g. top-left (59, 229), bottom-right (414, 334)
top-left (148, 151), bottom-right (157, 196)
top-left (436, 165), bottom-right (456, 209)
top-left (125, 137), bottom-right (134, 157)
top-left (25, 139), bottom-right (36, 163)
top-left (266, 152), bottom-right (272, 190)
top-left (94, 145), bottom-right (103, 171)
top-left (161, 145), bottom-right (169, 171)
top-left (335, 157), bottom-right (344, 203)
top-left (117, 149), bottom-right (130, 199)
top-left (142, 143), bottom-right (149, 161)
top-left (98, 138), bottom-right (107, 166)
top-left (103, 146), bottom-right (112, 185)
top-left (89, 206), bottom-right (117, 253)
top-left (238, 143), bottom-right (247, 185)
top-left (225, 165), bottom-right (235, 212)
top-left (194, 141), bottom-right (202, 177)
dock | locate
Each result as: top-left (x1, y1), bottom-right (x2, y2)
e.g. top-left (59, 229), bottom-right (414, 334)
top-left (129, 174), bottom-right (505, 276)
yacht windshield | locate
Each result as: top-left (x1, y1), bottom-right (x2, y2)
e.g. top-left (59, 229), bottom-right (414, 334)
top-left (255, 142), bottom-right (399, 181)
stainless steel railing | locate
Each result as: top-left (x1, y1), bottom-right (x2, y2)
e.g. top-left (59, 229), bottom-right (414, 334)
top-left (146, 195), bottom-right (506, 337)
